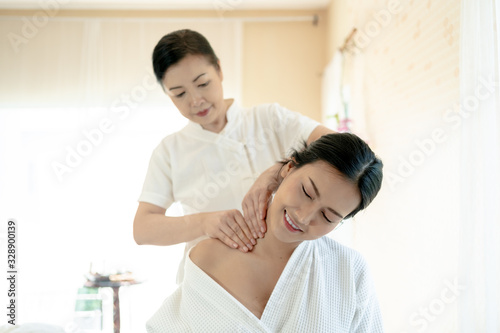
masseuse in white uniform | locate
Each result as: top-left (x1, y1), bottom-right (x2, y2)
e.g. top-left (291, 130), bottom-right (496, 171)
top-left (133, 29), bottom-right (333, 280)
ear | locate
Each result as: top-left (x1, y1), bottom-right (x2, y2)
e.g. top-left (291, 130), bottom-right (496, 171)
top-left (280, 161), bottom-right (295, 179)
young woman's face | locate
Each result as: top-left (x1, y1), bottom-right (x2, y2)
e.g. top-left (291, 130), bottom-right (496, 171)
top-left (162, 54), bottom-right (227, 133)
top-left (267, 161), bottom-right (361, 245)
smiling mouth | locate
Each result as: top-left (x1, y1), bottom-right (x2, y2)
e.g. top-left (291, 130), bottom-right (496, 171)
top-left (196, 107), bottom-right (210, 117)
top-left (284, 211), bottom-right (303, 232)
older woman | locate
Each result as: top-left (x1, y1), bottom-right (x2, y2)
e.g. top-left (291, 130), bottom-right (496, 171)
top-left (134, 29), bottom-right (332, 283)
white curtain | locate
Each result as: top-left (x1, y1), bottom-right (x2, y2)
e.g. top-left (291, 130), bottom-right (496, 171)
top-left (0, 17), bottom-right (241, 331)
top-left (458, 0), bottom-right (500, 331)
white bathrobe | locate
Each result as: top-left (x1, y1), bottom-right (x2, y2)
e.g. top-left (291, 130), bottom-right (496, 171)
top-left (146, 236), bottom-right (384, 332)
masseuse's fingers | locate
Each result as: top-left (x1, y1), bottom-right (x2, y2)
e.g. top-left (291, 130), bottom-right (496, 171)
top-left (246, 190), bottom-right (268, 238)
top-left (243, 190), bottom-right (266, 239)
top-left (219, 225), bottom-right (245, 251)
top-left (242, 193), bottom-right (260, 239)
top-left (220, 210), bottom-right (254, 252)
top-left (242, 165), bottom-right (282, 239)
top-left (231, 210), bottom-right (256, 247)
top-left (256, 191), bottom-right (269, 234)
top-left (217, 226), bottom-right (242, 251)
top-left (205, 210), bottom-right (248, 252)
top-left (242, 197), bottom-right (260, 239)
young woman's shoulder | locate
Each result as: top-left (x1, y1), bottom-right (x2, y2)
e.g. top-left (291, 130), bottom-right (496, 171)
top-left (315, 237), bottom-right (368, 270)
top-left (189, 238), bottom-right (230, 272)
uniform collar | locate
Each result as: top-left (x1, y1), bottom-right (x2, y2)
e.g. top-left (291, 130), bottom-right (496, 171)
top-left (225, 99), bottom-right (238, 124)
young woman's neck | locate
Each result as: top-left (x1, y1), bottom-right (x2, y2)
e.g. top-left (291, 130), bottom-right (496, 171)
top-left (251, 228), bottom-right (301, 262)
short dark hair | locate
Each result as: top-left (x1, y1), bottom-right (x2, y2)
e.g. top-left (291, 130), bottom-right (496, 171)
top-left (152, 29), bottom-right (220, 84)
top-left (285, 133), bottom-right (383, 219)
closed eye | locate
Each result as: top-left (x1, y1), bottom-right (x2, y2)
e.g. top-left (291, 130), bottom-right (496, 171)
top-left (304, 185), bottom-right (334, 223)
top-left (199, 81), bottom-right (210, 87)
top-left (322, 212), bottom-right (333, 223)
top-left (175, 92), bottom-right (185, 98)
top-left (302, 185), bottom-right (312, 199)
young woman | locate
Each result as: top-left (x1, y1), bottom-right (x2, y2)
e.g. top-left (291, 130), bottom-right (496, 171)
top-left (133, 29), bottom-right (333, 280)
top-left (147, 133), bottom-right (385, 332)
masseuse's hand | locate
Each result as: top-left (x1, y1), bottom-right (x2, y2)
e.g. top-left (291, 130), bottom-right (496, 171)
top-left (242, 163), bottom-right (282, 239)
top-left (204, 210), bottom-right (256, 253)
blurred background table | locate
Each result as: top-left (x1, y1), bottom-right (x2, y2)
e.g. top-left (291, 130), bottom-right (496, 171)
top-left (84, 275), bottom-right (141, 333)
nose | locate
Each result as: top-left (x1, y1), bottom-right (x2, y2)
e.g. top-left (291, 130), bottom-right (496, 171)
top-left (190, 90), bottom-right (204, 107)
top-left (294, 204), bottom-right (316, 226)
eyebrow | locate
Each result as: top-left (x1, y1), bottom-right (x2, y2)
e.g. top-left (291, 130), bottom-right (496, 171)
top-left (309, 177), bottom-right (345, 219)
top-left (168, 73), bottom-right (207, 91)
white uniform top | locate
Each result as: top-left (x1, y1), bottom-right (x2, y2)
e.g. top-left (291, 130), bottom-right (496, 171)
top-left (138, 100), bottom-right (319, 280)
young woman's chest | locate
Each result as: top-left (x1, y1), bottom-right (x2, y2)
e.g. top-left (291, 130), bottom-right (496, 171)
top-left (214, 256), bottom-right (288, 319)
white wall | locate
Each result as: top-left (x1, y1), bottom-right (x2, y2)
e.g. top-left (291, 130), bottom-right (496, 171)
top-left (326, 0), bottom-right (461, 331)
